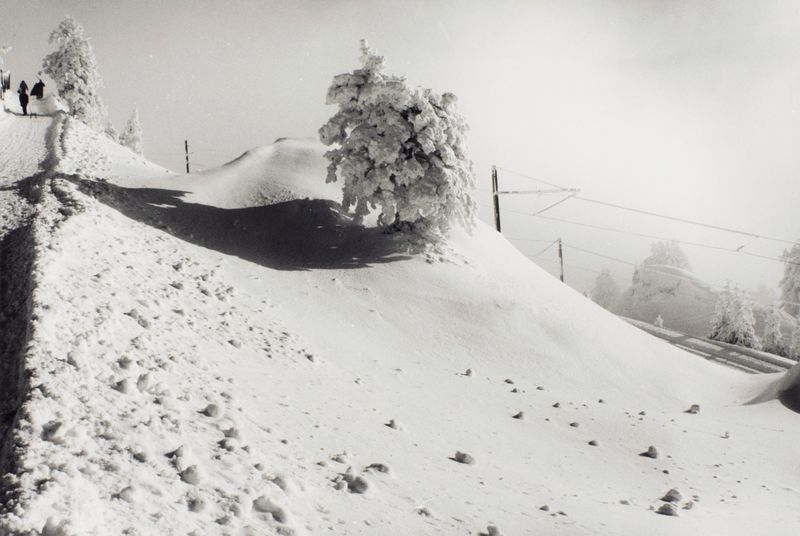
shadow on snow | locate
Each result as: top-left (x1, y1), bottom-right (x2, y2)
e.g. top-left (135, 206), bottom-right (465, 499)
top-left (68, 177), bottom-right (413, 271)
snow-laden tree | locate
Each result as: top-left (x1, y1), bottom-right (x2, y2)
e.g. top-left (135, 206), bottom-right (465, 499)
top-left (319, 40), bottom-right (477, 239)
top-left (0, 45), bottom-right (10, 69)
top-left (642, 240), bottom-right (691, 271)
top-left (42, 17), bottom-right (107, 130)
top-left (654, 314), bottom-right (664, 328)
top-left (780, 243), bottom-right (800, 316)
top-left (590, 268), bottom-right (620, 310)
top-left (709, 285), bottom-right (760, 349)
top-left (789, 322), bottom-right (800, 360)
top-left (120, 108), bottom-right (144, 155)
top-left (762, 301), bottom-right (785, 355)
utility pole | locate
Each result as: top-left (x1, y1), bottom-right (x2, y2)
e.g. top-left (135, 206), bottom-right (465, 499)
top-left (558, 238), bottom-right (565, 283)
top-left (491, 165), bottom-right (501, 232)
top-left (184, 140), bottom-right (190, 174)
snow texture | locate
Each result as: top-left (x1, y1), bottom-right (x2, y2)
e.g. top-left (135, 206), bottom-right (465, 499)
top-left (2, 106), bottom-right (800, 535)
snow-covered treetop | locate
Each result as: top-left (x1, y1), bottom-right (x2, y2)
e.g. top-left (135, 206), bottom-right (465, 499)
top-left (120, 108), bottom-right (144, 155)
top-left (0, 45), bottom-right (10, 69)
top-left (643, 240), bottom-right (691, 271)
top-left (42, 16), bottom-right (107, 131)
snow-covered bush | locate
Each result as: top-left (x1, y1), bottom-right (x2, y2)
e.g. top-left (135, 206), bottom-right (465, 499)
top-left (709, 285), bottom-right (760, 349)
top-left (780, 243), bottom-right (800, 316)
top-left (590, 268), bottom-right (620, 310)
top-left (42, 17), bottom-right (107, 130)
top-left (319, 40), bottom-right (476, 239)
top-left (120, 108), bottom-right (144, 155)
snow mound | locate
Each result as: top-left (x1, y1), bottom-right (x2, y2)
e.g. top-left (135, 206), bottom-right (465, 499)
top-left (142, 137), bottom-right (340, 209)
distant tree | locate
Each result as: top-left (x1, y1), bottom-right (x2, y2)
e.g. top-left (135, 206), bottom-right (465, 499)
top-left (654, 314), bottom-right (664, 328)
top-left (709, 285), bottom-right (760, 349)
top-left (0, 45), bottom-right (10, 70)
top-left (42, 16), bottom-right (107, 130)
top-left (104, 121), bottom-right (119, 142)
top-left (779, 243), bottom-right (800, 316)
top-left (762, 302), bottom-right (785, 355)
top-left (709, 285), bottom-right (734, 343)
top-left (319, 40), bottom-right (476, 240)
top-left (120, 108), bottom-right (143, 155)
top-left (642, 240), bottom-right (691, 271)
top-left (590, 268), bottom-right (620, 310)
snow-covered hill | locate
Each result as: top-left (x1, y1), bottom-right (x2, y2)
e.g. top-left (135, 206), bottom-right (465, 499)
top-left (2, 108), bottom-right (800, 535)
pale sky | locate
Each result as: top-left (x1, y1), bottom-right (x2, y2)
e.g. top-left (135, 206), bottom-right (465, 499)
top-left (3, 0), bottom-right (799, 293)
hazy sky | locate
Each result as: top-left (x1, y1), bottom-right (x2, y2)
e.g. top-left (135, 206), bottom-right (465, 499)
top-left (3, 0), bottom-right (800, 293)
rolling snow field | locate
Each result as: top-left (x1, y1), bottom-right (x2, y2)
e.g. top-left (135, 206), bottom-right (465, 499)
top-left (1, 108), bottom-right (800, 535)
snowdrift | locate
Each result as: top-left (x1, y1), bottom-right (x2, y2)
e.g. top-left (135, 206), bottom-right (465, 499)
top-left (3, 119), bottom-right (800, 536)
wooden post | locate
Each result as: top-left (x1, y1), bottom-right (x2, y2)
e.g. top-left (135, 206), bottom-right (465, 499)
top-left (184, 140), bottom-right (190, 174)
top-left (558, 238), bottom-right (565, 283)
top-left (491, 165), bottom-right (501, 232)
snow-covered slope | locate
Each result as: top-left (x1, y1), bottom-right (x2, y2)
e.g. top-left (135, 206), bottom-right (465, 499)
top-left (2, 116), bottom-right (800, 535)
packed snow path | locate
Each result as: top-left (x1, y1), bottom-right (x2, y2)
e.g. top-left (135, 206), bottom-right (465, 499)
top-left (0, 114), bottom-right (51, 238)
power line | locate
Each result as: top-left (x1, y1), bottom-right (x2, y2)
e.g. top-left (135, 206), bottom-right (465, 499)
top-left (496, 166), bottom-right (573, 191)
top-left (531, 214), bottom-right (800, 267)
top-left (562, 243), bottom-right (637, 266)
top-left (574, 195), bottom-right (800, 247)
top-left (533, 239), bottom-right (560, 257)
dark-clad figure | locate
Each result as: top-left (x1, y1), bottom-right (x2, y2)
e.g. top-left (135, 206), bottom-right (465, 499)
top-left (17, 80), bottom-right (28, 116)
top-left (30, 79), bottom-right (45, 100)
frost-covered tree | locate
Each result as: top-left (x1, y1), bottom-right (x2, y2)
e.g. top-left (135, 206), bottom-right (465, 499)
top-left (789, 322), bottom-right (800, 360)
top-left (709, 285), bottom-right (733, 343)
top-left (590, 268), bottom-right (620, 310)
top-left (642, 240), bottom-right (691, 271)
top-left (319, 40), bottom-right (476, 239)
top-left (654, 314), bottom-right (664, 328)
top-left (42, 17), bottom-right (106, 130)
top-left (0, 45), bottom-right (10, 69)
top-left (119, 108), bottom-right (143, 155)
top-left (762, 301), bottom-right (785, 355)
top-left (709, 284), bottom-right (760, 349)
top-left (780, 243), bottom-right (800, 316)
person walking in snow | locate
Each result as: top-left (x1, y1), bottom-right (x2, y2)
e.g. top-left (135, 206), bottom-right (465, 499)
top-left (17, 80), bottom-right (28, 115)
top-left (30, 79), bottom-right (45, 100)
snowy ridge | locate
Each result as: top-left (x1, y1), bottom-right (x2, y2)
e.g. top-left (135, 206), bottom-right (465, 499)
top-left (3, 112), bottom-right (800, 534)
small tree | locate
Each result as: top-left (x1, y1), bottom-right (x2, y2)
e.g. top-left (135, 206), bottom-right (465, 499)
top-left (709, 285), bottom-right (760, 349)
top-left (319, 40), bottom-right (476, 239)
top-left (762, 302), bottom-right (785, 355)
top-left (590, 268), bottom-right (620, 310)
top-left (42, 16), bottom-right (106, 130)
top-left (120, 108), bottom-right (143, 155)
top-left (709, 285), bottom-right (733, 342)
top-left (780, 243), bottom-right (800, 316)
